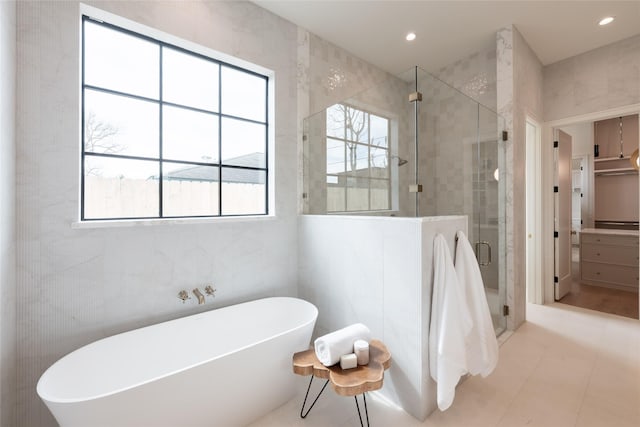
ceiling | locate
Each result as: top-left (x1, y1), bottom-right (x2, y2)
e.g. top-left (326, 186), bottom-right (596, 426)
top-left (253, 1), bottom-right (640, 75)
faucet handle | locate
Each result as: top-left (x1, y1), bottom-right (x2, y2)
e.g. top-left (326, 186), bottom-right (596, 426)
top-left (178, 290), bottom-right (190, 303)
top-left (204, 285), bottom-right (217, 297)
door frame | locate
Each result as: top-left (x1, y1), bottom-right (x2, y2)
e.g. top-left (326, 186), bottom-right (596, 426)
top-left (526, 117), bottom-right (543, 304)
top-left (541, 103), bottom-right (640, 305)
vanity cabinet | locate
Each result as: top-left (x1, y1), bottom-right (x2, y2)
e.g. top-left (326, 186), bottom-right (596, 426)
top-left (580, 230), bottom-right (639, 292)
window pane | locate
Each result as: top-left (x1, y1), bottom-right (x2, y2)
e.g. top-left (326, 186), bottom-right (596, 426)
top-left (347, 143), bottom-right (368, 173)
top-left (221, 168), bottom-right (266, 215)
top-left (84, 21), bottom-right (159, 99)
top-left (84, 90), bottom-right (159, 158)
top-left (220, 66), bottom-right (266, 122)
top-left (221, 117), bottom-right (266, 167)
top-left (344, 107), bottom-right (368, 143)
top-left (370, 147), bottom-right (389, 175)
top-left (163, 106), bottom-right (218, 163)
top-left (370, 114), bottom-right (388, 148)
top-left (326, 104), bottom-right (345, 139)
top-left (163, 162), bottom-right (219, 216)
top-left (327, 186), bottom-right (345, 212)
top-left (346, 177), bottom-right (369, 211)
top-left (163, 47), bottom-right (219, 112)
top-left (370, 179), bottom-right (390, 210)
top-left (327, 138), bottom-right (345, 174)
top-left (83, 156), bottom-right (159, 219)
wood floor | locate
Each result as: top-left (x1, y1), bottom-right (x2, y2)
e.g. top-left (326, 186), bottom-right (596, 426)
top-left (558, 252), bottom-right (639, 319)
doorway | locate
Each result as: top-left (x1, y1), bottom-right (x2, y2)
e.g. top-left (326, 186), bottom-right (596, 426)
top-left (545, 110), bottom-right (640, 319)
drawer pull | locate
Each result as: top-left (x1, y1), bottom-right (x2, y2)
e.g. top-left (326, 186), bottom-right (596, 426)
top-left (596, 272), bottom-right (600, 275)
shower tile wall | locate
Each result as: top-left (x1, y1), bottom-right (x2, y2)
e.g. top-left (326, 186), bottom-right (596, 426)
top-left (299, 32), bottom-right (416, 216)
top-left (435, 44), bottom-right (498, 110)
top-left (16, 2), bottom-right (299, 426)
top-left (420, 44), bottom-right (498, 246)
top-left (305, 32), bottom-right (391, 117)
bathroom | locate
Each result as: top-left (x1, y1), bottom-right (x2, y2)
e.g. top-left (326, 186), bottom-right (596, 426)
top-left (1, 1), bottom-right (639, 427)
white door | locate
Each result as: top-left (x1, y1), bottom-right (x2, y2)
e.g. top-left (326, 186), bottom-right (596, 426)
top-left (555, 129), bottom-right (572, 300)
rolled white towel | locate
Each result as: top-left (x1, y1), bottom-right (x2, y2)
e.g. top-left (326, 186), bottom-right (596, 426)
top-left (314, 323), bottom-right (371, 366)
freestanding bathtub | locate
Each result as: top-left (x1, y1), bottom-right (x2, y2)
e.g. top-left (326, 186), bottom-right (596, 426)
top-left (37, 297), bottom-right (318, 427)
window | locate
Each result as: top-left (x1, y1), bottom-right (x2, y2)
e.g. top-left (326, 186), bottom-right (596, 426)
top-left (326, 104), bottom-right (390, 212)
top-left (81, 16), bottom-right (269, 220)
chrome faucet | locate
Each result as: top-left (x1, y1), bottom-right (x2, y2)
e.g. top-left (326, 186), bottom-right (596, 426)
top-left (192, 288), bottom-right (205, 305)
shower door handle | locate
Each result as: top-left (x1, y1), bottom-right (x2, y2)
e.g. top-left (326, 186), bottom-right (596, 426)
top-left (475, 241), bottom-right (492, 266)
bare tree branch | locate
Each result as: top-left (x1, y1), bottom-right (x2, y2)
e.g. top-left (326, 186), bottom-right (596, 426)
top-left (84, 112), bottom-right (124, 176)
top-left (84, 112), bottom-right (124, 154)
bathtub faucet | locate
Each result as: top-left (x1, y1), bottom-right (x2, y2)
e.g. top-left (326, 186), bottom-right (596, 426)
top-left (192, 288), bottom-right (205, 305)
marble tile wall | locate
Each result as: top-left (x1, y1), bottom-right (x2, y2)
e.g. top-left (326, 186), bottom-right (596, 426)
top-left (512, 26), bottom-right (544, 329)
top-left (16, 2), bottom-right (298, 426)
top-left (298, 214), bottom-right (466, 420)
top-left (544, 34), bottom-right (640, 122)
top-left (0, 2), bottom-right (17, 427)
top-left (497, 26), bottom-right (516, 331)
top-left (497, 25), bottom-right (544, 330)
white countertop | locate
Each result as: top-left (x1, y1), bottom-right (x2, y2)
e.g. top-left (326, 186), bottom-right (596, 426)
top-left (580, 228), bottom-right (639, 237)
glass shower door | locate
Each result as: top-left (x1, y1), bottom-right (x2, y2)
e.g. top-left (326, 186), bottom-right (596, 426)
top-left (474, 104), bottom-right (507, 335)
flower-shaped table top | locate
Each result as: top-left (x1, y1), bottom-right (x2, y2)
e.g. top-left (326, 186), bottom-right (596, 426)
top-left (292, 339), bottom-right (391, 397)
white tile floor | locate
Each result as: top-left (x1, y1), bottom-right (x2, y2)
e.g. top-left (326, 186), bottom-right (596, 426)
top-left (249, 303), bottom-right (640, 427)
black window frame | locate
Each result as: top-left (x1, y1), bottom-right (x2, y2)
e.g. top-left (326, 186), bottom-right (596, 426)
top-left (81, 15), bottom-right (270, 221)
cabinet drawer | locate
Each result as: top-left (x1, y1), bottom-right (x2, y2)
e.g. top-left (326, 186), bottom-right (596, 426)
top-left (581, 262), bottom-right (639, 287)
top-left (581, 244), bottom-right (639, 266)
top-left (581, 233), bottom-right (638, 247)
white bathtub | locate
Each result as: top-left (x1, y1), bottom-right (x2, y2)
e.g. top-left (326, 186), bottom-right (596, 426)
top-left (37, 297), bottom-right (318, 427)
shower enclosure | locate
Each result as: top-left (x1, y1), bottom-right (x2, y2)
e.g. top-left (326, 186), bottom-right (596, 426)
top-left (302, 66), bottom-right (507, 335)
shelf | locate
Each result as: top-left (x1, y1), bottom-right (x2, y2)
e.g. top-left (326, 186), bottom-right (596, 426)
top-left (594, 156), bottom-right (631, 162)
top-left (595, 167), bottom-right (638, 176)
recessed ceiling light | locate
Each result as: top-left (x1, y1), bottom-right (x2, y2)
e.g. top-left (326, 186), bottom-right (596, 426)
top-left (598, 16), bottom-right (615, 26)
top-left (406, 32), bottom-right (416, 41)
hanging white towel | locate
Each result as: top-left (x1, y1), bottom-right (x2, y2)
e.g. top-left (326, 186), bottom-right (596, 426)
top-left (454, 230), bottom-right (499, 377)
top-left (429, 234), bottom-right (472, 411)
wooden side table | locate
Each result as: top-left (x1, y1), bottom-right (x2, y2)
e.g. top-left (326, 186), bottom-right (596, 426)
top-left (292, 339), bottom-right (391, 427)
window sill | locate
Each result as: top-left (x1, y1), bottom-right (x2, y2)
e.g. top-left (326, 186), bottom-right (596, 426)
top-left (72, 215), bottom-right (276, 229)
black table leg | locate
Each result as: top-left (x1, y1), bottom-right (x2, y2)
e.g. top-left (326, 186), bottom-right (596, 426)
top-left (300, 375), bottom-right (330, 418)
top-left (354, 392), bottom-right (370, 427)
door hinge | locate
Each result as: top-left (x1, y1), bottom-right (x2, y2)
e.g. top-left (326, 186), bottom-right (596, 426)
top-left (554, 231), bottom-right (559, 238)
top-left (502, 305), bottom-right (509, 316)
top-left (554, 140), bottom-right (559, 148)
top-left (554, 186), bottom-right (559, 193)
top-left (581, 219), bottom-right (583, 225)
top-left (581, 193), bottom-right (583, 197)
top-left (554, 276), bottom-right (559, 283)
top-left (502, 131), bottom-right (508, 141)
top-left (580, 166), bottom-right (583, 170)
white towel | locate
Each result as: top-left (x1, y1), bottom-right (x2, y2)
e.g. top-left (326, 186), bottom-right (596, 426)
top-left (455, 230), bottom-right (499, 377)
top-left (314, 323), bottom-right (371, 366)
top-left (429, 234), bottom-right (472, 411)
